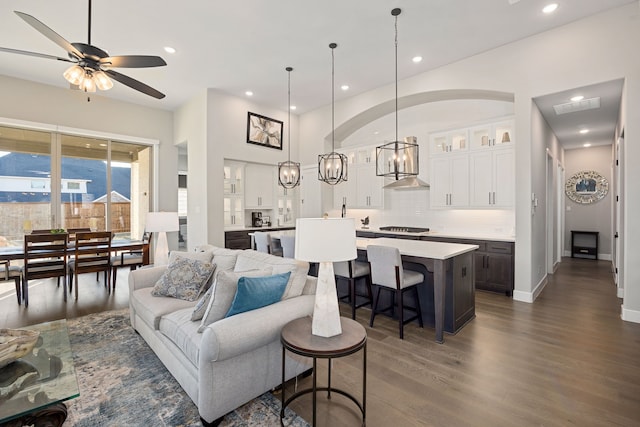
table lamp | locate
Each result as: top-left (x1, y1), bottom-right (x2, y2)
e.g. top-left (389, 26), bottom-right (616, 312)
top-left (145, 212), bottom-right (179, 266)
top-left (295, 217), bottom-right (356, 337)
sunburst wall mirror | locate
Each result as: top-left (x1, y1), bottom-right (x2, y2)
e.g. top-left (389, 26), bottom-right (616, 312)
top-left (565, 170), bottom-right (609, 204)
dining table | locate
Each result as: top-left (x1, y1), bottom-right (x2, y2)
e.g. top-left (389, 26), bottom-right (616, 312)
top-left (0, 238), bottom-right (150, 264)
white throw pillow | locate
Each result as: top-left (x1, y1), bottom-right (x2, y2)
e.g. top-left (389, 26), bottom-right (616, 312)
top-left (197, 268), bottom-right (271, 332)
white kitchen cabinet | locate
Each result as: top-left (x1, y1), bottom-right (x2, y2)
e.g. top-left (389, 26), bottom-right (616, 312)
top-left (223, 195), bottom-right (244, 228)
top-left (224, 161), bottom-right (244, 195)
top-left (277, 186), bottom-right (296, 226)
top-left (356, 164), bottom-right (384, 208)
top-left (430, 155), bottom-right (469, 208)
top-left (333, 172), bottom-right (356, 208)
top-left (429, 129), bottom-right (469, 155)
top-left (223, 161), bottom-right (245, 229)
top-left (332, 146), bottom-right (383, 209)
top-left (469, 148), bottom-right (515, 207)
top-left (469, 120), bottom-right (514, 150)
top-left (245, 163), bottom-right (275, 208)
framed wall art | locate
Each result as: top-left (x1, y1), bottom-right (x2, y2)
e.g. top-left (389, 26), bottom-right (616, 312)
top-left (565, 170), bottom-right (609, 204)
top-left (246, 112), bottom-right (283, 150)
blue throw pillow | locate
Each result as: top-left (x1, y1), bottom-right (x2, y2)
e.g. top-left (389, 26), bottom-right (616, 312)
top-left (224, 271), bottom-right (291, 318)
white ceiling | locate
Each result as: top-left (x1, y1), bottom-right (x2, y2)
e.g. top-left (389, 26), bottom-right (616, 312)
top-left (0, 0), bottom-right (634, 148)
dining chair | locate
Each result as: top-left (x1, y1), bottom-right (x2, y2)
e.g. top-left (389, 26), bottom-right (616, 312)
top-left (254, 232), bottom-right (283, 256)
top-left (1, 260), bottom-right (22, 305)
top-left (110, 232), bottom-right (151, 290)
top-left (68, 231), bottom-right (113, 300)
top-left (279, 235), bottom-right (296, 258)
top-left (366, 245), bottom-right (424, 339)
top-left (21, 232), bottom-right (69, 307)
top-left (334, 259), bottom-right (373, 320)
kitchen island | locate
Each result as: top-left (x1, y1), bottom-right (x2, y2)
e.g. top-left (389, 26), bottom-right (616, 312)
top-left (357, 237), bottom-right (478, 343)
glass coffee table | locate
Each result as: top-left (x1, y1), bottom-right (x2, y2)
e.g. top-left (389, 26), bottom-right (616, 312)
top-left (0, 319), bottom-right (79, 427)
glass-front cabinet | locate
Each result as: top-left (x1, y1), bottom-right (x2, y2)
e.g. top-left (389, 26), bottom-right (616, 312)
top-left (429, 129), bottom-right (469, 155)
top-left (469, 120), bottom-right (514, 150)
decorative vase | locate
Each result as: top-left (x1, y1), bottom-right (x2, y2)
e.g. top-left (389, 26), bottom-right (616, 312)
top-left (502, 132), bottom-right (511, 143)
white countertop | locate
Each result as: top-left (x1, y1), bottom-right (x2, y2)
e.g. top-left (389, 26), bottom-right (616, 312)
top-left (356, 237), bottom-right (479, 260)
top-left (359, 227), bottom-right (515, 243)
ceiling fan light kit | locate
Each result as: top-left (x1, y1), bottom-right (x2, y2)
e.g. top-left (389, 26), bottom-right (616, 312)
top-left (0, 0), bottom-right (167, 99)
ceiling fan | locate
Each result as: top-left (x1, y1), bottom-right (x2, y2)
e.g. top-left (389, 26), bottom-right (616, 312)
top-left (0, 0), bottom-right (166, 99)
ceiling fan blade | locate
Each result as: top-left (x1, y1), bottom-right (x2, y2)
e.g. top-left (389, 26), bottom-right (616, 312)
top-left (0, 46), bottom-right (75, 63)
top-left (15, 11), bottom-right (83, 59)
top-left (104, 70), bottom-right (165, 99)
top-left (99, 55), bottom-right (167, 68)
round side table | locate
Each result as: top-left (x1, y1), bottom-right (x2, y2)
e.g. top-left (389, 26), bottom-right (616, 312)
top-left (280, 316), bottom-right (366, 426)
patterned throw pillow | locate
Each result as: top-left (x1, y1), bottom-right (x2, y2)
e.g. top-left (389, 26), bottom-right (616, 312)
top-left (152, 257), bottom-right (216, 302)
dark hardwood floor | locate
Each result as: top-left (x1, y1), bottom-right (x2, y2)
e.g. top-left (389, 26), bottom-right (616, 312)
top-left (2, 258), bottom-right (639, 426)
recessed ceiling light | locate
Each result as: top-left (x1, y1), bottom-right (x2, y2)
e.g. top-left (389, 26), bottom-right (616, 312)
top-left (583, 143), bottom-right (592, 147)
top-left (579, 129), bottom-right (589, 134)
top-left (543, 3), bottom-right (558, 14)
top-left (290, 105), bottom-right (297, 110)
top-left (412, 56), bottom-right (423, 63)
top-left (373, 131), bottom-right (380, 135)
top-left (571, 95), bottom-right (584, 102)
top-left (341, 85), bottom-right (349, 91)
top-left (163, 46), bottom-right (176, 54)
top-left (245, 91), bottom-right (253, 96)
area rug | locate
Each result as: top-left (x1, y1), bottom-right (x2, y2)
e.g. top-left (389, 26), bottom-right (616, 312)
top-left (65, 308), bottom-right (309, 426)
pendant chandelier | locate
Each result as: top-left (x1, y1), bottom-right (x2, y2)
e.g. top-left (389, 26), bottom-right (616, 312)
top-left (278, 66), bottom-right (301, 189)
top-left (318, 43), bottom-right (348, 185)
top-left (376, 8), bottom-right (421, 184)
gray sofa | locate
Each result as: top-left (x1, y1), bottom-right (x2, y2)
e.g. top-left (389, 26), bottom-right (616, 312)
top-left (128, 246), bottom-right (316, 426)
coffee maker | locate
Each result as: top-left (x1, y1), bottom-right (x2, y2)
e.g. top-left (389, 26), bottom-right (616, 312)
top-left (251, 212), bottom-right (263, 227)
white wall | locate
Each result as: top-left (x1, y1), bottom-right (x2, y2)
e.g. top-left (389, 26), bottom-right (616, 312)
top-left (298, 3), bottom-right (640, 314)
top-left (204, 90), bottom-right (299, 246)
top-left (174, 90), bottom-right (208, 250)
top-left (563, 146), bottom-right (614, 259)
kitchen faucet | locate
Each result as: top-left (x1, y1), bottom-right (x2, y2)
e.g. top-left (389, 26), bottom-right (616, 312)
top-left (341, 203), bottom-right (346, 218)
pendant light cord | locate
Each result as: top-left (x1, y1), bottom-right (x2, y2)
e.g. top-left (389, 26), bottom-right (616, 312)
top-left (287, 68), bottom-right (292, 161)
top-left (331, 45), bottom-right (336, 152)
top-left (394, 11), bottom-right (399, 144)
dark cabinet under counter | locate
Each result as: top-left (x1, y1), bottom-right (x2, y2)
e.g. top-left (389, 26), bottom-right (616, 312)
top-left (225, 227), bottom-right (295, 250)
top-left (420, 236), bottom-right (514, 296)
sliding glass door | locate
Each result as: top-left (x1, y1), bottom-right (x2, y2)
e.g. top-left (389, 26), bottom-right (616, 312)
top-left (0, 124), bottom-right (152, 247)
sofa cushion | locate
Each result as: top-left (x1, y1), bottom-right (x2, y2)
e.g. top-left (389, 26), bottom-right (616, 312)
top-left (131, 287), bottom-right (197, 330)
top-left (169, 250), bottom-right (214, 264)
top-left (211, 247), bottom-right (241, 272)
top-left (225, 271), bottom-right (290, 318)
top-left (152, 257), bottom-right (216, 301)
top-left (234, 250), bottom-right (309, 300)
top-left (158, 308), bottom-right (202, 366)
top-left (197, 268), bottom-right (271, 333)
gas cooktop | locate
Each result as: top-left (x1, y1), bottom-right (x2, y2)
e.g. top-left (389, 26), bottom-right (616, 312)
top-left (379, 226), bottom-right (430, 233)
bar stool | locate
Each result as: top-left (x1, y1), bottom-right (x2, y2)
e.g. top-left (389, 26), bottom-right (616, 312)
top-left (366, 245), bottom-right (424, 339)
top-left (334, 260), bottom-right (373, 320)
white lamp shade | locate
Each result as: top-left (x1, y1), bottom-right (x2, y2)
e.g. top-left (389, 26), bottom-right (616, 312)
top-left (146, 212), bottom-right (179, 232)
top-left (295, 218), bottom-right (356, 262)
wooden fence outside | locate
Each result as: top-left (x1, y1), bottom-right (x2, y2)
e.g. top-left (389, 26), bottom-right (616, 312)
top-left (0, 202), bottom-right (131, 245)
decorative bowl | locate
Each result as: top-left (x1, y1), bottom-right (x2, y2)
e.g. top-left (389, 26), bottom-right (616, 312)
top-left (0, 329), bottom-right (40, 369)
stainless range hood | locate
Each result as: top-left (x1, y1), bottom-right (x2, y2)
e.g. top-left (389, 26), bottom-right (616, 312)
top-left (383, 176), bottom-right (430, 190)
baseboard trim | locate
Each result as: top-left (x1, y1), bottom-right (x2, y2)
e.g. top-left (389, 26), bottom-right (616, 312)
top-left (513, 275), bottom-right (548, 303)
top-left (617, 287), bottom-right (624, 299)
top-left (621, 305), bottom-right (640, 323)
